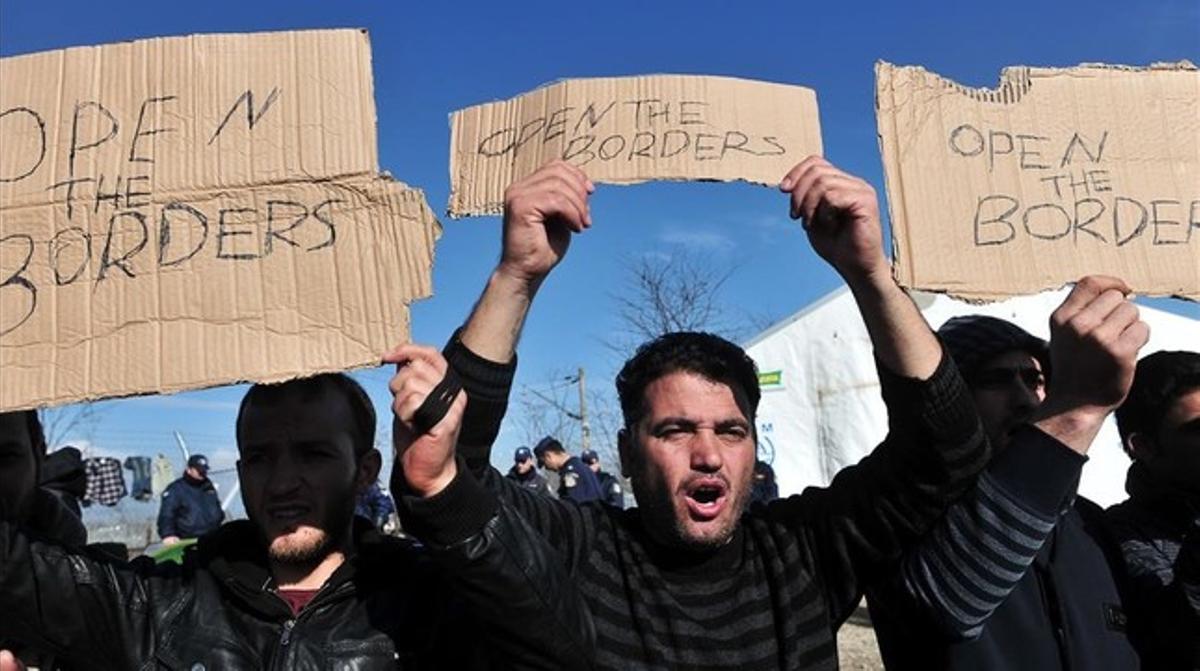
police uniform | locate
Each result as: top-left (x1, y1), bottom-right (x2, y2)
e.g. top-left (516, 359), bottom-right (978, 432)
top-left (506, 446), bottom-right (554, 497)
top-left (595, 470), bottom-right (625, 509)
top-left (557, 456), bottom-right (603, 504)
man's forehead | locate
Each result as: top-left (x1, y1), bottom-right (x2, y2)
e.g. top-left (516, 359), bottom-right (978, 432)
top-left (640, 371), bottom-right (750, 421)
top-left (240, 387), bottom-right (356, 441)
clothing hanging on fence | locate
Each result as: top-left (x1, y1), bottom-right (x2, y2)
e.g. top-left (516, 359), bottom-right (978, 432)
top-left (152, 454), bottom-right (175, 497)
top-left (83, 457), bottom-right (126, 507)
top-left (124, 456), bottom-right (153, 501)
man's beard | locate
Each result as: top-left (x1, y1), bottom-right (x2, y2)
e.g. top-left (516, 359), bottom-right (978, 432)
top-left (630, 472), bottom-right (750, 553)
top-left (269, 526), bottom-right (341, 565)
top-left (262, 498), bottom-right (354, 567)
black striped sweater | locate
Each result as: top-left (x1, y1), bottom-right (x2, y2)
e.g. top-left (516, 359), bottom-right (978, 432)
top-left (440, 336), bottom-right (989, 670)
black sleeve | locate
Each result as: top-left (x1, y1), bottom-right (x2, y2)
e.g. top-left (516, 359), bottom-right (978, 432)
top-left (442, 330), bottom-right (602, 573)
top-left (763, 350), bottom-right (991, 626)
top-left (443, 328), bottom-right (516, 476)
top-left (398, 466), bottom-right (596, 670)
top-left (0, 522), bottom-right (163, 669)
top-left (871, 425), bottom-right (1083, 640)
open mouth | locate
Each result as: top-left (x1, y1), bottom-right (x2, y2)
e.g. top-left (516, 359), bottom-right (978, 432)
top-left (266, 503), bottom-right (312, 525)
top-left (683, 479), bottom-right (728, 520)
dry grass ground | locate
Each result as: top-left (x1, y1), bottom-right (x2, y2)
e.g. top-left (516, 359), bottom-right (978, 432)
top-left (837, 601), bottom-right (884, 670)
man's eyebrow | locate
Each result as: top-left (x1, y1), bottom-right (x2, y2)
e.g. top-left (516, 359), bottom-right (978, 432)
top-left (650, 417), bottom-right (698, 429)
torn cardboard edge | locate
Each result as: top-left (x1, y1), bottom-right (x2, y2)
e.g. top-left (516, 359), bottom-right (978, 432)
top-left (876, 60), bottom-right (1199, 303)
top-left (447, 73), bottom-right (823, 217)
top-left (0, 29), bottom-right (441, 411)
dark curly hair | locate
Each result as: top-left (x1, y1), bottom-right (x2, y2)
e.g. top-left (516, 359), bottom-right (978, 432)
top-left (616, 332), bottom-right (760, 429)
top-left (1116, 351), bottom-right (1200, 451)
top-left (237, 373), bottom-right (376, 457)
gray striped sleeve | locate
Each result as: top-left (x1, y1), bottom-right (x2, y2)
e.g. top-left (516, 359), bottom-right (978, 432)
top-left (898, 470), bottom-right (1058, 639)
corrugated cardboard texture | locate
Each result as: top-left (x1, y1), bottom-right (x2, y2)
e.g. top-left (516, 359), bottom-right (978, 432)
top-left (877, 61), bottom-right (1199, 301)
top-left (0, 29), bottom-right (440, 411)
top-left (449, 75), bottom-right (823, 217)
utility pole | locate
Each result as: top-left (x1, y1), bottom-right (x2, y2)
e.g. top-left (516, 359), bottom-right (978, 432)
top-left (173, 431), bottom-right (190, 462)
top-left (577, 367), bottom-right (591, 453)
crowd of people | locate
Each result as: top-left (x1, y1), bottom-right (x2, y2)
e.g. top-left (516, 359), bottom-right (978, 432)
top-left (0, 156), bottom-right (1196, 669)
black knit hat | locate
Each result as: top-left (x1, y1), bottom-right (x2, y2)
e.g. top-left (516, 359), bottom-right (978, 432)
top-left (1116, 350), bottom-right (1200, 443)
top-left (937, 315), bottom-right (1050, 382)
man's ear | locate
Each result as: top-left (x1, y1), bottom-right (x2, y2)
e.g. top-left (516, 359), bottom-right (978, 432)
top-left (356, 449), bottom-right (382, 494)
top-left (1125, 432), bottom-right (1157, 462)
top-left (618, 428), bottom-right (633, 479)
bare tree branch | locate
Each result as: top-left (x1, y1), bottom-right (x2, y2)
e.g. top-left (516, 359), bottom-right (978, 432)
top-left (39, 403), bottom-right (103, 449)
top-left (606, 250), bottom-right (739, 354)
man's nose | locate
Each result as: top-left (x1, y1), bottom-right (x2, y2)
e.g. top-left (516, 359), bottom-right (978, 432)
top-left (265, 452), bottom-right (303, 495)
top-left (690, 430), bottom-right (724, 472)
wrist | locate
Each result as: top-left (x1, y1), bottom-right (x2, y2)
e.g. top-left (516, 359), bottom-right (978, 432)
top-left (1032, 400), bottom-right (1109, 455)
top-left (844, 263), bottom-right (899, 301)
top-left (492, 264), bottom-right (546, 297)
top-left (408, 460), bottom-right (458, 499)
top-left (840, 258), bottom-right (894, 292)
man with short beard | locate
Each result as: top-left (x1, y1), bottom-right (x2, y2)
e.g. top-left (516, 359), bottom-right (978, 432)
top-left (0, 374), bottom-right (593, 669)
top-left (866, 308), bottom-right (1146, 670)
top-left (390, 157), bottom-right (997, 669)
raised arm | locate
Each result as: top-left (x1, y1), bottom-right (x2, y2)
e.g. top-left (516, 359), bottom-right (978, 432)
top-left (879, 278), bottom-right (1147, 638)
top-left (780, 156), bottom-right (941, 380)
top-left (449, 162), bottom-right (593, 471)
top-left (772, 157), bottom-right (989, 623)
top-left (387, 344), bottom-right (595, 669)
top-left (460, 161), bottom-right (593, 363)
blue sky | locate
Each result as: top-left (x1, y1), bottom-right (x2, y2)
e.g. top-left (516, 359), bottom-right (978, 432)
top-left (3, 0), bottom-right (1197, 520)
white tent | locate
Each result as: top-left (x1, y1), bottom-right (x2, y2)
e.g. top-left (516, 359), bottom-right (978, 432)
top-left (744, 287), bottom-right (1198, 507)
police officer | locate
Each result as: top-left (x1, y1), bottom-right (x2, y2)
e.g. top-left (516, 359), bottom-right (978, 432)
top-left (581, 449), bottom-right (624, 509)
top-left (156, 454), bottom-right (224, 544)
top-left (506, 447), bottom-right (553, 496)
top-left (533, 437), bottom-right (602, 504)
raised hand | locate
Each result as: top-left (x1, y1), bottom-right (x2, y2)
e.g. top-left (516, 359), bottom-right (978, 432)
top-left (780, 156), bottom-right (888, 285)
top-left (384, 344), bottom-right (468, 498)
top-left (1044, 275), bottom-right (1150, 418)
top-left (498, 160), bottom-right (595, 287)
top-left (1035, 275), bottom-right (1150, 454)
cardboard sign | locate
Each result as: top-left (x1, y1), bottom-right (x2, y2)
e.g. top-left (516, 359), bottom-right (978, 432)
top-left (876, 61), bottom-right (1199, 301)
top-left (0, 29), bottom-right (440, 411)
top-left (448, 75), bottom-right (823, 217)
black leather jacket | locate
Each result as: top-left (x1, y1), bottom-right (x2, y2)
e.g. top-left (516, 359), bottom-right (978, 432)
top-left (0, 497), bottom-right (594, 670)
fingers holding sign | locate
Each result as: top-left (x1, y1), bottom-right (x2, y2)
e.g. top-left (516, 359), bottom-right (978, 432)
top-left (1034, 275), bottom-right (1151, 455)
top-left (1046, 275), bottom-right (1150, 413)
top-left (780, 156), bottom-right (889, 285)
top-left (499, 160), bottom-right (596, 287)
top-left (384, 344), bottom-right (467, 498)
